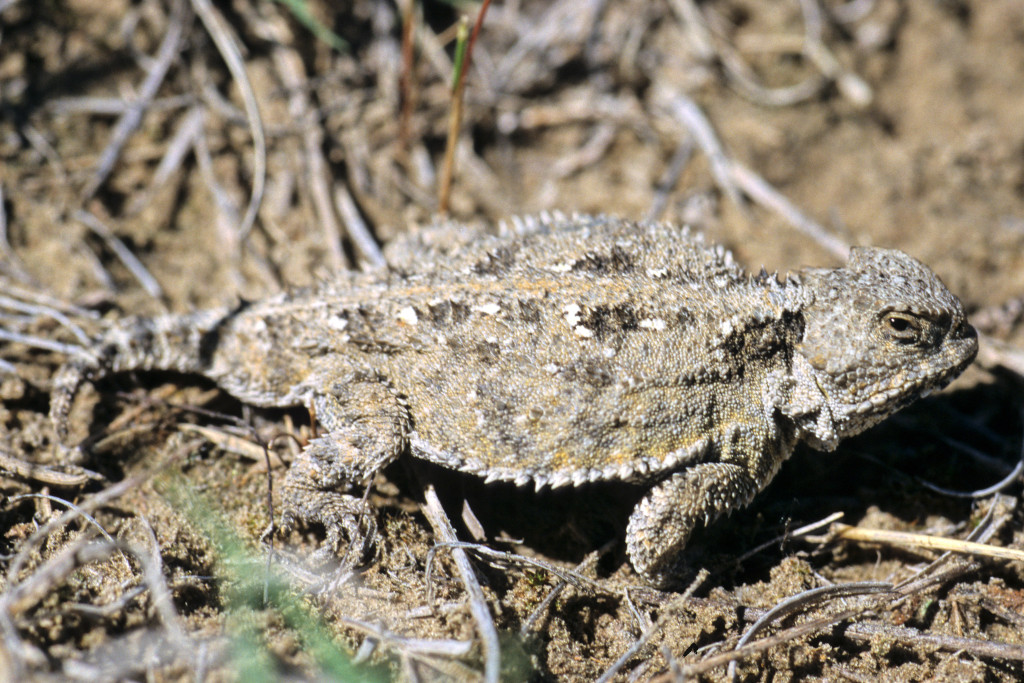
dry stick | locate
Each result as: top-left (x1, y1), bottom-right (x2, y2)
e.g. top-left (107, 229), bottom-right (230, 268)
top-left (65, 585), bottom-right (148, 618)
top-left (191, 0), bottom-right (266, 242)
top-left (0, 606), bottom-right (46, 680)
top-left (191, 105), bottom-right (241, 233)
top-left (666, 0), bottom-right (716, 62)
top-left (137, 520), bottom-right (190, 649)
top-left (0, 294), bottom-right (92, 346)
top-left (685, 499), bottom-right (1012, 680)
top-left (683, 0), bottom-right (826, 108)
top-left (2, 282), bottom-right (99, 320)
top-left (890, 495), bottom-right (1007, 595)
top-left (421, 486), bottom-right (500, 683)
top-left (831, 0), bottom-right (879, 24)
top-left (798, 0), bottom-right (873, 107)
top-left (666, 93), bottom-right (850, 258)
top-left (519, 543), bottom-right (612, 638)
top-left (2, 540), bottom-right (117, 618)
top-left (594, 569), bottom-right (709, 683)
top-left (1, 536), bottom-right (188, 651)
top-left (427, 541), bottom-right (595, 592)
top-left (264, 32), bottom-right (346, 273)
top-left (9, 494), bottom-right (122, 555)
top-left (663, 92), bottom-right (745, 212)
top-left (0, 328), bottom-right (88, 358)
top-left (126, 105), bottom-right (205, 216)
top-left (343, 617), bottom-right (473, 660)
top-left (667, 603), bottom-right (882, 681)
top-left (843, 621), bottom-right (1024, 661)
top-left (665, 94), bottom-right (850, 259)
top-left (81, 0), bottom-right (188, 201)
top-left (0, 449), bottom-right (101, 487)
top-left (727, 581), bottom-right (894, 681)
top-left (972, 294), bottom-right (1024, 335)
top-left (646, 136), bottom-right (695, 223)
top-left (728, 161), bottom-right (850, 260)
top-left (334, 183), bottom-right (386, 269)
top-left (73, 210), bottom-right (165, 299)
top-left (6, 473), bottom-right (147, 582)
top-left (734, 510), bottom-right (845, 565)
top-left (551, 122), bottom-right (617, 179)
top-left (21, 125), bottom-right (69, 190)
top-left (51, 94), bottom-right (194, 116)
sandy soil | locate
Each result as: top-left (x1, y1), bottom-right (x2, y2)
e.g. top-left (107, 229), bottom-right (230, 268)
top-left (1, 0), bottom-right (1023, 680)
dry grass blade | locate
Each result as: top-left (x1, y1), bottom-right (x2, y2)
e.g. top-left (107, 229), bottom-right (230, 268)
top-left (595, 569), bottom-right (708, 683)
top-left (833, 522), bottom-right (1024, 563)
top-left (0, 328), bottom-right (88, 357)
top-left (438, 0), bottom-right (492, 214)
top-left (334, 182), bottom-right (385, 268)
top-left (421, 485), bottom-right (500, 683)
top-left (0, 293), bottom-right (92, 346)
top-left (0, 450), bottom-right (101, 486)
top-left (190, 0), bottom-right (266, 242)
top-left (125, 105), bottom-right (205, 216)
top-left (73, 210), bottom-right (164, 299)
top-left (662, 93), bottom-right (851, 259)
top-left (918, 430), bottom-right (1024, 499)
top-left (81, 0), bottom-right (188, 201)
top-left (727, 581), bottom-right (894, 681)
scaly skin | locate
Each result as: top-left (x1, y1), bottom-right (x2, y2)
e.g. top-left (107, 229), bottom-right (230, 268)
top-left (49, 214), bottom-right (978, 585)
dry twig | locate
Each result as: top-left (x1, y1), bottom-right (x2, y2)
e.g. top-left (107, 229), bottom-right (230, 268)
top-left (421, 486), bottom-right (501, 683)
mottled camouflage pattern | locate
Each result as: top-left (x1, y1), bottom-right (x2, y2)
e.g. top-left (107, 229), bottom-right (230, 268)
top-left (50, 214), bottom-right (977, 585)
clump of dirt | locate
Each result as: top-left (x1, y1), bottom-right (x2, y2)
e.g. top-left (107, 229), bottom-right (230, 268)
top-left (1, 0), bottom-right (1023, 680)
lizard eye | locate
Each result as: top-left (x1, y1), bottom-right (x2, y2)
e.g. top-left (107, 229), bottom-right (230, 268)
top-left (881, 312), bottom-right (924, 344)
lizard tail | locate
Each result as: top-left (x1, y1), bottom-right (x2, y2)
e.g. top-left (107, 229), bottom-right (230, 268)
top-left (49, 308), bottom-right (235, 449)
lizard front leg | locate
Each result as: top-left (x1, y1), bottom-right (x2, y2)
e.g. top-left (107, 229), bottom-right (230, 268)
top-left (626, 462), bottom-right (761, 586)
top-left (281, 377), bottom-right (410, 564)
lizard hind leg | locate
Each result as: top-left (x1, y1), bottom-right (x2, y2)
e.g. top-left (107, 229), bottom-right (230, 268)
top-left (626, 462), bottom-right (760, 587)
top-left (281, 378), bottom-right (410, 566)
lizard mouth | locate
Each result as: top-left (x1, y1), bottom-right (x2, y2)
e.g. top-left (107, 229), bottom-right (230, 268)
top-left (836, 321), bottom-right (978, 436)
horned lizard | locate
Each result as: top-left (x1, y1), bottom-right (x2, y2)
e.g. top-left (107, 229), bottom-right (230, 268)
top-left (49, 214), bottom-right (978, 585)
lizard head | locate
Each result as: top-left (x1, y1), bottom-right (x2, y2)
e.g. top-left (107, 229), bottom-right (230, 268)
top-left (794, 247), bottom-right (977, 444)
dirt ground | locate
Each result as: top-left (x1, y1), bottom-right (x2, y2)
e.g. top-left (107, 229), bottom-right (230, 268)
top-left (2, 0), bottom-right (1024, 680)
